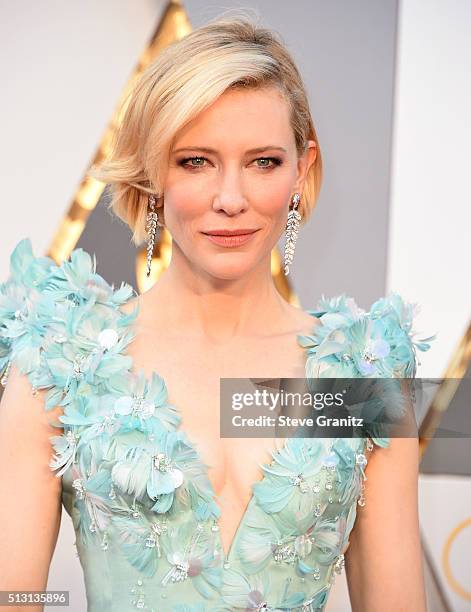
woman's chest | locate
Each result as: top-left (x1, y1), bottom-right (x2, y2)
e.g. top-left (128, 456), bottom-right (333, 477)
top-left (128, 333), bottom-right (307, 497)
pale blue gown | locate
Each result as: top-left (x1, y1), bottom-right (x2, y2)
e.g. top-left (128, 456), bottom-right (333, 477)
top-left (0, 238), bottom-right (435, 611)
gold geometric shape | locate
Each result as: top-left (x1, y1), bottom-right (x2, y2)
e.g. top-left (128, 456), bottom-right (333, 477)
top-left (419, 320), bottom-right (471, 457)
top-left (442, 515), bottom-right (471, 601)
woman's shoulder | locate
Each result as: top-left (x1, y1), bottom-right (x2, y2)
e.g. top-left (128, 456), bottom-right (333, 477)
top-left (0, 237), bottom-right (139, 404)
top-left (298, 291), bottom-right (437, 379)
top-left (295, 292), bottom-right (437, 449)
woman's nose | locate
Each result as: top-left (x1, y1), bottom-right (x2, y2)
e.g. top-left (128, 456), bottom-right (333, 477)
top-left (212, 171), bottom-right (249, 215)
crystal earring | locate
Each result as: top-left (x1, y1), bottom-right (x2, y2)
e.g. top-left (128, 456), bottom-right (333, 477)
top-left (283, 192), bottom-right (301, 276)
top-left (146, 194), bottom-right (161, 277)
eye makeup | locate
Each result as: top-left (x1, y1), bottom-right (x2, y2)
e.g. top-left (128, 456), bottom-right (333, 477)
top-left (177, 156), bottom-right (284, 170)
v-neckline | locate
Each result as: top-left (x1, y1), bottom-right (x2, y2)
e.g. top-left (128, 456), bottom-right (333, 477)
top-left (116, 292), bottom-right (322, 562)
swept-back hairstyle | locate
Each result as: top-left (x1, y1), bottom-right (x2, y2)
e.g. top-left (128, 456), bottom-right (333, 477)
top-left (89, 14), bottom-right (323, 245)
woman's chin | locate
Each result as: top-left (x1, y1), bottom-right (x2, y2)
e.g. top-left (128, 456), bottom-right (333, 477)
top-left (200, 257), bottom-right (261, 280)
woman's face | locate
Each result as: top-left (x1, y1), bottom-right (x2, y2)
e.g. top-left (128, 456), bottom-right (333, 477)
top-left (161, 85), bottom-right (317, 280)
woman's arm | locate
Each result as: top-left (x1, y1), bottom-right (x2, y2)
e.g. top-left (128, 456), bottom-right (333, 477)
top-left (344, 435), bottom-right (426, 611)
top-left (0, 364), bottom-right (62, 611)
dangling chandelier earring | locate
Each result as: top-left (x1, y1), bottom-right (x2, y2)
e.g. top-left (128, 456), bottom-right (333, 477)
top-left (283, 192), bottom-right (301, 276)
top-left (145, 193), bottom-right (161, 277)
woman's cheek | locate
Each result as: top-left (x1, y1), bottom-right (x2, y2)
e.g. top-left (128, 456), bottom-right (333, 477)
top-left (260, 188), bottom-right (292, 217)
top-left (165, 190), bottom-right (207, 223)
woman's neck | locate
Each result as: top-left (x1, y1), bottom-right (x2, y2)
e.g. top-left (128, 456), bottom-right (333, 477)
top-left (138, 256), bottom-right (295, 343)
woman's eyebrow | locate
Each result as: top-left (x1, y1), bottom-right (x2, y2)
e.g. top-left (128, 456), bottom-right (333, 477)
top-left (172, 146), bottom-right (287, 154)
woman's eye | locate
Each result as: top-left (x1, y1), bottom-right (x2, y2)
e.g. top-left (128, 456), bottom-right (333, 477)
top-left (180, 156), bottom-right (207, 168)
top-left (255, 157), bottom-right (283, 169)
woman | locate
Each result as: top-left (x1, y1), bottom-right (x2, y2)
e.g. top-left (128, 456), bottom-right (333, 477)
top-left (0, 16), bottom-right (434, 612)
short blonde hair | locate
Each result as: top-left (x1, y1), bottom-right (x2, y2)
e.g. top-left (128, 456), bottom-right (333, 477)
top-left (90, 15), bottom-right (323, 245)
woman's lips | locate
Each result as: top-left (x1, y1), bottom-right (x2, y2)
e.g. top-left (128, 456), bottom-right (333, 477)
top-left (202, 230), bottom-right (259, 247)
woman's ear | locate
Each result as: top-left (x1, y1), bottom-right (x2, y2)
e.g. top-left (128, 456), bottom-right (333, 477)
top-left (156, 196), bottom-right (165, 227)
top-left (294, 140), bottom-right (317, 193)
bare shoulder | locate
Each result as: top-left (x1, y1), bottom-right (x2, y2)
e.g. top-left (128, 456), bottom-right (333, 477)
top-left (284, 302), bottom-right (321, 334)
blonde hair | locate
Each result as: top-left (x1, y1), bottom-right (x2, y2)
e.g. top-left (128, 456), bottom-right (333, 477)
top-left (89, 14), bottom-right (323, 245)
